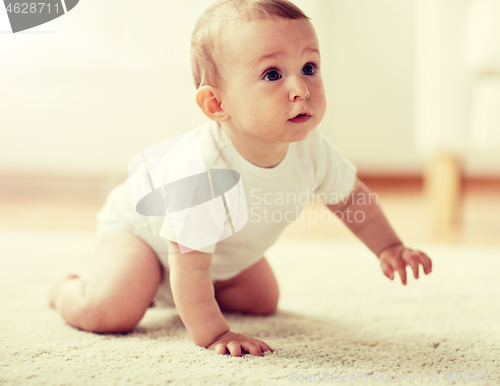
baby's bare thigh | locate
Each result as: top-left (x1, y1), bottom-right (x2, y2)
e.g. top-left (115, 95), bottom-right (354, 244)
top-left (215, 258), bottom-right (276, 288)
top-left (85, 229), bottom-right (163, 310)
top-left (214, 257), bottom-right (279, 314)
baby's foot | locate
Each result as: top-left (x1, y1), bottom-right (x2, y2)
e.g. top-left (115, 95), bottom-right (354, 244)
top-left (49, 274), bottom-right (79, 308)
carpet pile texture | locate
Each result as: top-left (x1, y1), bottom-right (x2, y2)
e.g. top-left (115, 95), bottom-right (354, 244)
top-left (1, 228), bottom-right (499, 385)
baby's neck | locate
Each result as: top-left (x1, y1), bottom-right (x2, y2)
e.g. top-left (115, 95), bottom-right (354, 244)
top-left (221, 125), bottom-right (289, 169)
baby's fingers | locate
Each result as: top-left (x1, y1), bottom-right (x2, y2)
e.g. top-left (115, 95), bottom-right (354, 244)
top-left (380, 261), bottom-right (395, 280)
top-left (240, 341), bottom-right (263, 357)
top-left (226, 341), bottom-right (242, 357)
top-left (381, 260), bottom-right (407, 284)
top-left (255, 339), bottom-right (273, 353)
top-left (397, 269), bottom-right (407, 286)
top-left (417, 251), bottom-right (432, 274)
top-left (393, 260), bottom-right (407, 285)
top-left (213, 342), bottom-right (242, 357)
top-left (214, 343), bottom-right (228, 355)
top-left (402, 250), bottom-right (420, 279)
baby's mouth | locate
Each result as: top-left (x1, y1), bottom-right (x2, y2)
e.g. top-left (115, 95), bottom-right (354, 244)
top-left (289, 113), bottom-right (311, 123)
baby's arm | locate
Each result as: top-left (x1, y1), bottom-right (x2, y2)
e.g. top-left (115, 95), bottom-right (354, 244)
top-left (167, 241), bottom-right (272, 356)
top-left (168, 241), bottom-right (229, 347)
top-left (327, 178), bottom-right (432, 285)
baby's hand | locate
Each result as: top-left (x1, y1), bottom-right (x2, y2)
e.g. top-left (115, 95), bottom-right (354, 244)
top-left (206, 331), bottom-right (273, 357)
top-left (378, 244), bottom-right (432, 285)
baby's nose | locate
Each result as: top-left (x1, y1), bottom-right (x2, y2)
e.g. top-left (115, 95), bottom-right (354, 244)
top-left (289, 77), bottom-right (310, 100)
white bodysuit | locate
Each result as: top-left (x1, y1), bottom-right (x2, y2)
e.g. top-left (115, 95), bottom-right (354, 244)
top-left (95, 120), bottom-right (357, 306)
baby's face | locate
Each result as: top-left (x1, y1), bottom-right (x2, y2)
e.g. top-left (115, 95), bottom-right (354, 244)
top-left (218, 17), bottom-right (326, 144)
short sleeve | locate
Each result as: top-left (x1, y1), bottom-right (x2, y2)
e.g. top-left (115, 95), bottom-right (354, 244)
top-left (313, 130), bottom-right (357, 205)
top-left (159, 209), bottom-right (218, 255)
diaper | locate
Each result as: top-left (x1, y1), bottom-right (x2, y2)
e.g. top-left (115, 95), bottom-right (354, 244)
top-left (95, 179), bottom-right (243, 307)
top-left (95, 179), bottom-right (175, 307)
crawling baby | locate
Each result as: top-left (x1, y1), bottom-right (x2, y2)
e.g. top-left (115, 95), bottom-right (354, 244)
top-left (50, 0), bottom-right (432, 357)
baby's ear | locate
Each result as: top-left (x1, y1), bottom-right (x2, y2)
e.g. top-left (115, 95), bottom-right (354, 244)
top-left (195, 86), bottom-right (230, 122)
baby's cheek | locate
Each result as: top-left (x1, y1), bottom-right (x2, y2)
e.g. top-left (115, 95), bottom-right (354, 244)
top-left (315, 93), bottom-right (327, 118)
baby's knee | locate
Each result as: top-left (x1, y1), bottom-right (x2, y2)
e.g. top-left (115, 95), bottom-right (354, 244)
top-left (251, 302), bottom-right (278, 316)
top-left (249, 287), bottom-right (279, 316)
top-left (79, 300), bottom-right (141, 333)
top-left (259, 295), bottom-right (279, 315)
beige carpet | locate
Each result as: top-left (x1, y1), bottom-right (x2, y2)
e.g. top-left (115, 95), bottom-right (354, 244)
top-left (1, 228), bottom-right (499, 385)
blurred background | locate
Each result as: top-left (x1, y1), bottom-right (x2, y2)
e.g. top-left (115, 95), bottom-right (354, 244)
top-left (1, 0), bottom-right (499, 245)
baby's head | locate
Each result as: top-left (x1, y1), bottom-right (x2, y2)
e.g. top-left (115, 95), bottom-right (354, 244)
top-left (191, 0), bottom-right (326, 144)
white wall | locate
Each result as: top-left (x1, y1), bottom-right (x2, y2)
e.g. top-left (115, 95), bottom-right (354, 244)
top-left (325, 0), bottom-right (422, 173)
top-left (1, 0), bottom-right (499, 179)
top-left (0, 0), bottom-right (212, 177)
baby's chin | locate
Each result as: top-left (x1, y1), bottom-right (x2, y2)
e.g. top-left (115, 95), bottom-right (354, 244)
top-left (283, 125), bottom-right (318, 143)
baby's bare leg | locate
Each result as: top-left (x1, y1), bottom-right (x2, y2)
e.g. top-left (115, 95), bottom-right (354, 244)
top-left (50, 230), bottom-right (162, 333)
top-left (214, 257), bottom-right (279, 316)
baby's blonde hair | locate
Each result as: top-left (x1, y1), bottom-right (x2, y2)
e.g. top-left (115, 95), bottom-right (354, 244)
top-left (191, 0), bottom-right (309, 90)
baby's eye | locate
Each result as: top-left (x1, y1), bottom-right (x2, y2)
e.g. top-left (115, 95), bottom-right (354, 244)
top-left (302, 63), bottom-right (317, 76)
top-left (263, 69), bottom-right (282, 82)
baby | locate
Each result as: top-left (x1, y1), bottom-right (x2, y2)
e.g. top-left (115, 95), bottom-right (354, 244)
top-left (50, 0), bottom-right (432, 357)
